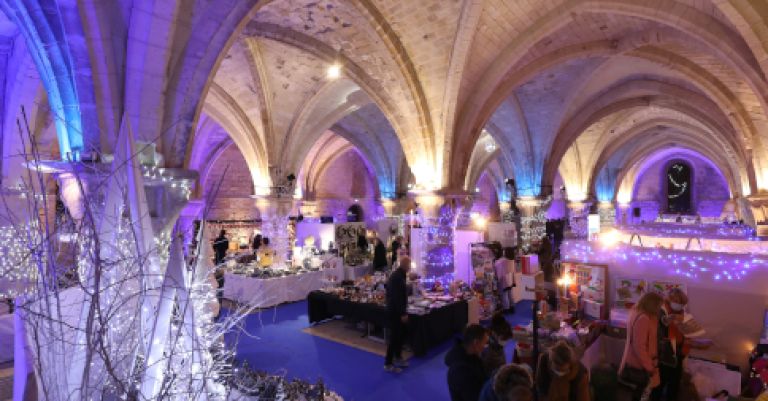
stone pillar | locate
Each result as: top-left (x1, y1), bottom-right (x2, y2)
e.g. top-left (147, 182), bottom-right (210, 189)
top-left (518, 197), bottom-right (548, 250)
top-left (255, 196), bottom-right (296, 268)
top-left (55, 168), bottom-right (107, 223)
top-left (381, 198), bottom-right (397, 217)
top-left (414, 192), bottom-right (444, 224)
top-left (567, 201), bottom-right (590, 238)
top-left (616, 203), bottom-right (630, 226)
top-left (597, 202), bottom-right (616, 230)
top-left (139, 167), bottom-right (198, 235)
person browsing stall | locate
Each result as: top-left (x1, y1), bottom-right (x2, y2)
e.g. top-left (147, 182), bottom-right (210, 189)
top-left (535, 340), bottom-right (590, 401)
top-left (445, 324), bottom-right (490, 401)
top-left (494, 247), bottom-right (517, 313)
top-left (251, 233), bottom-right (262, 254)
top-left (213, 229), bottom-right (229, 265)
top-left (384, 256), bottom-right (411, 373)
top-left (479, 363), bottom-right (534, 401)
top-left (651, 288), bottom-right (690, 401)
top-left (390, 235), bottom-right (402, 267)
top-left (620, 292), bottom-right (663, 401)
top-left (373, 237), bottom-right (388, 271)
top-left (483, 312), bottom-right (513, 374)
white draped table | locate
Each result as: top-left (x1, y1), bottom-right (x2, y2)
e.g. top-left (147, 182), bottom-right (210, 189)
top-left (223, 260), bottom-right (371, 308)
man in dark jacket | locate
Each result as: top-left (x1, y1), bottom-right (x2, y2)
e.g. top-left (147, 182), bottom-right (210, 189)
top-left (373, 238), bottom-right (388, 271)
top-left (212, 229), bottom-right (229, 315)
top-left (390, 236), bottom-right (402, 267)
top-left (213, 229), bottom-right (229, 265)
top-left (384, 255), bottom-right (411, 372)
top-left (445, 324), bottom-right (490, 401)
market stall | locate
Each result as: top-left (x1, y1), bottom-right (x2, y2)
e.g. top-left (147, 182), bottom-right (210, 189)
top-left (223, 257), bottom-right (370, 308)
top-left (307, 289), bottom-right (469, 356)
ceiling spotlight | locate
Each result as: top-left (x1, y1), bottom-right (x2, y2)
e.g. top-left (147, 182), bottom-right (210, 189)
top-left (484, 141), bottom-right (496, 153)
top-left (327, 63), bottom-right (342, 79)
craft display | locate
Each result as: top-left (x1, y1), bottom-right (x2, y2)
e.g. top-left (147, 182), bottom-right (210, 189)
top-left (334, 222), bottom-right (368, 266)
top-left (560, 261), bottom-right (607, 319)
top-left (229, 361), bottom-right (343, 401)
top-left (470, 243), bottom-right (497, 319)
top-left (512, 313), bottom-right (604, 365)
top-left (223, 256), bottom-right (369, 308)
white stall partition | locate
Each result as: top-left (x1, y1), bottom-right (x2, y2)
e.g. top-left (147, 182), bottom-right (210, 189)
top-left (454, 230), bottom-right (485, 283)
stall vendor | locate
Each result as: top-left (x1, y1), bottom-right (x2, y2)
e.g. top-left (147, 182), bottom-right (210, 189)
top-left (258, 237), bottom-right (275, 267)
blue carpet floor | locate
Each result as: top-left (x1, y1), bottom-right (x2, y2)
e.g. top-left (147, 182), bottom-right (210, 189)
top-left (224, 300), bottom-right (533, 401)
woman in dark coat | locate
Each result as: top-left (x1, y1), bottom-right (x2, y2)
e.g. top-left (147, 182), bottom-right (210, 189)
top-left (373, 238), bottom-right (388, 271)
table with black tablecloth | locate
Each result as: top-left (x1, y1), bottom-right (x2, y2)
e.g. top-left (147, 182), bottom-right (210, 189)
top-left (307, 290), bottom-right (468, 356)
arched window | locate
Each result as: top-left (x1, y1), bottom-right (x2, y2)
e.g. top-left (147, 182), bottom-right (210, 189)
top-left (347, 204), bottom-right (364, 222)
top-left (667, 162), bottom-right (692, 214)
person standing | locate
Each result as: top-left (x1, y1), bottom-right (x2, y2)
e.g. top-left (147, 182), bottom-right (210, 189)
top-left (620, 292), bottom-right (663, 401)
top-left (390, 235), bottom-right (402, 267)
top-left (357, 233), bottom-right (369, 253)
top-left (373, 237), bottom-right (388, 271)
top-left (213, 229), bottom-right (229, 265)
top-left (445, 324), bottom-right (490, 401)
top-left (257, 237), bottom-right (274, 267)
top-left (479, 363), bottom-right (534, 401)
top-left (537, 235), bottom-right (557, 308)
top-left (495, 247), bottom-right (517, 313)
top-left (384, 256), bottom-right (411, 372)
top-left (535, 341), bottom-right (590, 401)
top-left (651, 288), bottom-right (690, 401)
top-left (483, 312), bottom-right (513, 374)
top-left (251, 233), bottom-right (262, 254)
top-left (212, 229), bottom-right (229, 313)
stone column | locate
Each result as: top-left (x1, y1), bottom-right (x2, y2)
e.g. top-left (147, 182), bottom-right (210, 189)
top-left (381, 198), bottom-right (397, 217)
top-left (55, 167), bottom-right (107, 223)
top-left (255, 196), bottom-right (296, 268)
top-left (597, 202), bottom-right (616, 230)
top-left (616, 203), bottom-right (631, 226)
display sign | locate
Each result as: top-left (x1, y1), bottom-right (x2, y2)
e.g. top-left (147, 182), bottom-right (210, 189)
top-left (561, 261), bottom-right (607, 318)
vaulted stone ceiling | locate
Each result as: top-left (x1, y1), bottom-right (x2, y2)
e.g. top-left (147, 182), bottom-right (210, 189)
top-left (3, 0), bottom-right (768, 206)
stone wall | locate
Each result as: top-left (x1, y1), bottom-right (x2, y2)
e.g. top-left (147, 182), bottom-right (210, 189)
top-left (203, 144), bottom-right (258, 221)
top-left (631, 154), bottom-right (729, 220)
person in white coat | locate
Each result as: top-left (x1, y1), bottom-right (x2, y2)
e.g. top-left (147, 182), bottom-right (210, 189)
top-left (494, 247), bottom-right (517, 313)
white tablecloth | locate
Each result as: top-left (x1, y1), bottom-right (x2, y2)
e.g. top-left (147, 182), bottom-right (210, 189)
top-left (223, 263), bottom-right (370, 308)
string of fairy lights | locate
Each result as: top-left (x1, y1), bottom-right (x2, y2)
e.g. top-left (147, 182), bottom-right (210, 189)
top-left (565, 240), bottom-right (768, 281)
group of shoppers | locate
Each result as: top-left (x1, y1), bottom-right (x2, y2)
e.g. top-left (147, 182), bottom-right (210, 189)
top-left (445, 323), bottom-right (590, 401)
top-left (620, 288), bottom-right (690, 401)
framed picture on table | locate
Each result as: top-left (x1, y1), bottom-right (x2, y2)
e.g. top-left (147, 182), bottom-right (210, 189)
top-left (560, 261), bottom-right (608, 319)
